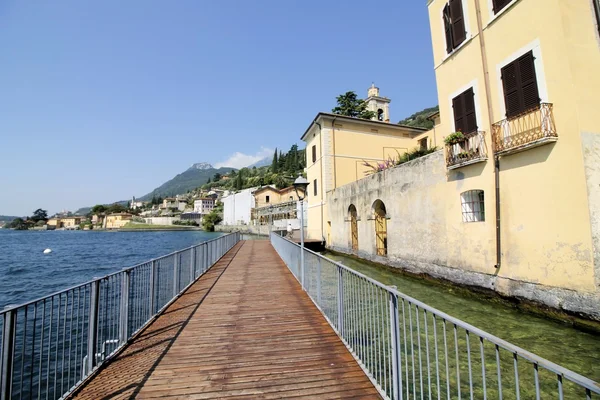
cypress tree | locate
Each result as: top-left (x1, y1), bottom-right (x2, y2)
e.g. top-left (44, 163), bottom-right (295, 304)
top-left (271, 148), bottom-right (278, 173)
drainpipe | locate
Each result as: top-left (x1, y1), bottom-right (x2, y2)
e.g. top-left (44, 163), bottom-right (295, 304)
top-left (474, 0), bottom-right (501, 269)
top-left (314, 120), bottom-right (325, 242)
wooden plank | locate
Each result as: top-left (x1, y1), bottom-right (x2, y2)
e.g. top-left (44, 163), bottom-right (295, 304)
top-left (69, 241), bottom-right (381, 399)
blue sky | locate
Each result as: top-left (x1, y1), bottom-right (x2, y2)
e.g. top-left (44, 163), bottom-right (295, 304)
top-left (0, 0), bottom-right (437, 216)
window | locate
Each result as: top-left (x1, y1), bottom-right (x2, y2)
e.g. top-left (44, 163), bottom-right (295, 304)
top-left (492, 0), bottom-right (512, 14)
top-left (377, 109), bottom-right (384, 121)
top-left (419, 137), bottom-right (428, 151)
top-left (461, 190), bottom-right (485, 222)
top-left (265, 195), bottom-right (270, 203)
top-left (501, 51), bottom-right (540, 118)
top-left (289, 196), bottom-right (293, 201)
top-left (452, 88), bottom-right (477, 133)
top-left (313, 179), bottom-right (317, 196)
top-left (312, 145), bottom-right (317, 163)
top-left (443, 0), bottom-right (466, 54)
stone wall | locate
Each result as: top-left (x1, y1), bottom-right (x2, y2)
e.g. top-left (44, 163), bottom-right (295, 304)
top-left (327, 150), bottom-right (600, 320)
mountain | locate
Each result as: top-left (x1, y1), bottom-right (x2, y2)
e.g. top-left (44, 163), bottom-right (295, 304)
top-left (138, 163), bottom-right (235, 200)
top-left (0, 215), bottom-right (20, 222)
top-left (398, 105), bottom-right (439, 130)
top-left (247, 156), bottom-right (271, 169)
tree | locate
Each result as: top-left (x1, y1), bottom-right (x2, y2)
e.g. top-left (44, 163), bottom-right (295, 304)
top-left (271, 148), bottom-right (278, 173)
top-left (207, 177), bottom-right (212, 184)
top-left (107, 203), bottom-right (126, 214)
top-left (92, 204), bottom-right (108, 214)
top-left (31, 209), bottom-right (48, 223)
top-left (235, 173), bottom-right (243, 190)
top-left (202, 202), bottom-right (223, 231)
top-left (9, 218), bottom-right (28, 230)
top-left (213, 173), bottom-right (222, 182)
top-left (332, 91), bottom-right (376, 120)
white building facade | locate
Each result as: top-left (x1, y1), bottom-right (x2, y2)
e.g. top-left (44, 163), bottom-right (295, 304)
top-left (193, 198), bottom-right (215, 214)
top-left (221, 187), bottom-right (257, 225)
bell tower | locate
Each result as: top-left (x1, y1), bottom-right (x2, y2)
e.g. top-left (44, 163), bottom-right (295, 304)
top-left (365, 83), bottom-right (391, 122)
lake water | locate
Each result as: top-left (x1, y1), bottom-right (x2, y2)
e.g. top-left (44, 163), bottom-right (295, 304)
top-left (0, 229), bottom-right (223, 309)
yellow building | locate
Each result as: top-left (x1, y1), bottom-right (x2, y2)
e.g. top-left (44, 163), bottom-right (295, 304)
top-left (325, 0), bottom-right (600, 318)
top-left (46, 218), bottom-right (61, 228)
top-left (60, 216), bottom-right (83, 228)
top-left (301, 88), bottom-right (427, 241)
top-left (105, 213), bottom-right (133, 229)
top-left (253, 186), bottom-right (304, 209)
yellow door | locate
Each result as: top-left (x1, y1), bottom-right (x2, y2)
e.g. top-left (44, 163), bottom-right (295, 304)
top-left (375, 213), bottom-right (387, 256)
top-left (351, 212), bottom-right (358, 251)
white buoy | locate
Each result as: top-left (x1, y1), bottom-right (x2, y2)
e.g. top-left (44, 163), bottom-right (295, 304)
top-left (43, 248), bottom-right (52, 254)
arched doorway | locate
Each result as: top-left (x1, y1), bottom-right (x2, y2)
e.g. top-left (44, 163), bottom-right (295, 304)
top-left (348, 204), bottom-right (358, 251)
top-left (373, 200), bottom-right (387, 256)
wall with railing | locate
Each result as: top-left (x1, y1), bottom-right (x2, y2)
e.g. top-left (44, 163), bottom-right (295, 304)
top-left (270, 233), bottom-right (600, 400)
top-left (0, 232), bottom-right (240, 400)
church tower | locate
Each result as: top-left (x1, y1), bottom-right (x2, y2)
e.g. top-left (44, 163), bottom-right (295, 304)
top-left (365, 84), bottom-right (391, 122)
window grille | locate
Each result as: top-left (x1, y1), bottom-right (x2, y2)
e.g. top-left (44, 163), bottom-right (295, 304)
top-left (461, 190), bottom-right (485, 222)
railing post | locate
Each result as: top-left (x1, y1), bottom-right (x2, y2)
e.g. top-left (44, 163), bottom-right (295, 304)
top-left (173, 253), bottom-right (180, 297)
top-left (389, 291), bottom-right (402, 400)
top-left (190, 247), bottom-right (196, 280)
top-left (120, 270), bottom-right (130, 345)
top-left (1, 309), bottom-right (16, 400)
top-left (87, 280), bottom-right (100, 374)
top-left (149, 260), bottom-right (156, 315)
top-left (337, 266), bottom-right (344, 336)
top-left (316, 257), bottom-right (322, 306)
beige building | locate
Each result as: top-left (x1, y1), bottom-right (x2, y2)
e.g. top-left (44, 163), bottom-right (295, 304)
top-left (105, 213), bottom-right (133, 229)
top-left (324, 0), bottom-right (600, 318)
top-left (253, 186), bottom-right (303, 209)
top-left (193, 198), bottom-right (215, 214)
top-left (301, 88), bottom-right (427, 242)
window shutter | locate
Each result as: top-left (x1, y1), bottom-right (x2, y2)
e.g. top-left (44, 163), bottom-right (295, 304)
top-left (453, 88), bottom-right (477, 134)
top-left (443, 4), bottom-right (453, 54)
top-left (449, 0), bottom-right (466, 47)
top-left (518, 52), bottom-right (540, 112)
top-left (464, 88), bottom-right (477, 133)
top-left (311, 145), bottom-right (316, 163)
top-left (501, 51), bottom-right (540, 118)
top-left (452, 94), bottom-right (465, 133)
top-left (501, 61), bottom-right (521, 118)
top-left (492, 0), bottom-right (512, 14)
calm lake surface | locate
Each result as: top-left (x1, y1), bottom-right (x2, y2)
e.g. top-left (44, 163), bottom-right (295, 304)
top-left (324, 251), bottom-right (600, 384)
top-left (0, 229), bottom-right (223, 309)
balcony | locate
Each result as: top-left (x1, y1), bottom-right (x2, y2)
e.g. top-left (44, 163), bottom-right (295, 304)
top-left (491, 103), bottom-right (558, 156)
top-left (445, 131), bottom-right (488, 170)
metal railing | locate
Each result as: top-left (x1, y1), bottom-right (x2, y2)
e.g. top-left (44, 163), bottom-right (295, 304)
top-left (492, 103), bottom-right (557, 155)
top-left (270, 233), bottom-right (600, 400)
top-left (445, 131), bottom-right (488, 169)
top-left (0, 232), bottom-right (241, 400)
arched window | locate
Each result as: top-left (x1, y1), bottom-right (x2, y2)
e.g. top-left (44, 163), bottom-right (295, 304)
top-left (461, 190), bottom-right (485, 222)
top-left (377, 109), bottom-right (384, 121)
top-left (348, 204), bottom-right (358, 251)
top-left (372, 200), bottom-right (388, 256)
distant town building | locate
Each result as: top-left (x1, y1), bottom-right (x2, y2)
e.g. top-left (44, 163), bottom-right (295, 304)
top-left (221, 187), bottom-right (258, 225)
top-left (105, 213), bottom-right (133, 229)
top-left (130, 196), bottom-right (145, 210)
top-left (193, 198), bottom-right (215, 214)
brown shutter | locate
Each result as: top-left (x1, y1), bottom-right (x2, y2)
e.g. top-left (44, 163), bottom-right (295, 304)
top-left (492, 0), bottom-right (512, 14)
top-left (518, 52), bottom-right (540, 112)
top-left (311, 145), bottom-right (316, 163)
top-left (452, 88), bottom-right (477, 134)
top-left (501, 61), bottom-right (521, 118)
top-left (452, 93), bottom-right (465, 133)
top-left (443, 4), bottom-right (453, 54)
top-left (449, 0), bottom-right (466, 47)
top-left (501, 51), bottom-right (540, 118)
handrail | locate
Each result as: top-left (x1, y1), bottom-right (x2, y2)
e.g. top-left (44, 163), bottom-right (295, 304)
top-left (270, 233), bottom-right (600, 399)
top-left (0, 232), bottom-right (241, 400)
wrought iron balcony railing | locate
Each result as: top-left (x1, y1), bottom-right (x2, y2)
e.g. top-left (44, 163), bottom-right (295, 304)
top-left (445, 131), bottom-right (488, 169)
top-left (492, 103), bottom-right (558, 155)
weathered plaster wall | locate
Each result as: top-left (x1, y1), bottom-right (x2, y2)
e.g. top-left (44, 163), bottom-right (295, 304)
top-left (581, 132), bottom-right (600, 292)
top-left (328, 150), bottom-right (600, 319)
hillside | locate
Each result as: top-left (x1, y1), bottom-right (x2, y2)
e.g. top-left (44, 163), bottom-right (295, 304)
top-left (0, 215), bottom-right (20, 222)
top-left (138, 163), bottom-right (235, 200)
top-left (398, 105), bottom-right (439, 130)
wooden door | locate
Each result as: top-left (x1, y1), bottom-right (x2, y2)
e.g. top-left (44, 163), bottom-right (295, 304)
top-left (375, 213), bottom-right (387, 256)
top-left (350, 211), bottom-right (358, 251)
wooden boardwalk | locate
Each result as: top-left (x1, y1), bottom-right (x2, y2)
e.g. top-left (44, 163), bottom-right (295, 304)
top-left (70, 240), bottom-right (381, 399)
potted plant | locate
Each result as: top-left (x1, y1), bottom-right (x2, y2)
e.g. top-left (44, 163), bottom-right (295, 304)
top-left (444, 132), bottom-right (465, 145)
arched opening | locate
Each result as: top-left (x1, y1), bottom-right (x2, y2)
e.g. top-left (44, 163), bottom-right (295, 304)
top-left (348, 204), bottom-right (358, 251)
top-left (372, 200), bottom-right (387, 256)
top-left (377, 109), bottom-right (384, 121)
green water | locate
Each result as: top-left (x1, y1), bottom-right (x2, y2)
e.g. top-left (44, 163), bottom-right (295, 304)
top-left (322, 251), bottom-right (600, 395)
